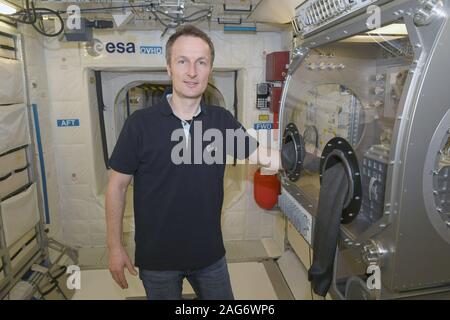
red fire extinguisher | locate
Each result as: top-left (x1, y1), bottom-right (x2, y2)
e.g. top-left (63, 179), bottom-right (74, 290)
top-left (254, 168), bottom-right (281, 210)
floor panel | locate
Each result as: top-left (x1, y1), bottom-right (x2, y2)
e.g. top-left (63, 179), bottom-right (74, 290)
top-left (72, 261), bottom-right (278, 300)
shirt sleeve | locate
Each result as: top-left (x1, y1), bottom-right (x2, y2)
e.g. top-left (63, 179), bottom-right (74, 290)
top-left (223, 109), bottom-right (259, 160)
top-left (108, 115), bottom-right (140, 175)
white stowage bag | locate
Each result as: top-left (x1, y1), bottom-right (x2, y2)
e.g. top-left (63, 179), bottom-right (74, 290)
top-left (0, 169), bottom-right (29, 199)
top-left (0, 104), bottom-right (31, 155)
top-left (0, 183), bottom-right (40, 247)
top-left (0, 58), bottom-right (24, 105)
top-left (0, 148), bottom-right (27, 177)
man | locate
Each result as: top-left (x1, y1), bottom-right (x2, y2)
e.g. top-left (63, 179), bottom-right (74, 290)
top-left (106, 25), bottom-right (279, 300)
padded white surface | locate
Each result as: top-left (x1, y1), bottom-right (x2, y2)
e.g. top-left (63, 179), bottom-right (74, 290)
top-left (0, 104), bottom-right (30, 155)
top-left (0, 168), bottom-right (29, 199)
top-left (0, 183), bottom-right (40, 247)
top-left (0, 48), bottom-right (15, 60)
top-left (0, 58), bottom-right (23, 104)
top-left (0, 148), bottom-right (27, 177)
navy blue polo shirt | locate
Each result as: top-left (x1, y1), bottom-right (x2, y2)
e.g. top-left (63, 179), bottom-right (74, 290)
top-left (109, 93), bottom-right (258, 271)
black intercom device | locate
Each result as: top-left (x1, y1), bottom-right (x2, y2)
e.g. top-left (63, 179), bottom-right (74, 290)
top-left (256, 83), bottom-right (271, 109)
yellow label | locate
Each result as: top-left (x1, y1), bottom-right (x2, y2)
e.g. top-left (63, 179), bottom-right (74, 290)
top-left (258, 115), bottom-right (270, 121)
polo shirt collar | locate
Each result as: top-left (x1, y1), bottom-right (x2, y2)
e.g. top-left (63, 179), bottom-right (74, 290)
top-left (158, 87), bottom-right (208, 117)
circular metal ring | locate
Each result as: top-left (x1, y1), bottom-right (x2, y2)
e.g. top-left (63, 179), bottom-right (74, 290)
top-left (282, 123), bottom-right (306, 182)
top-left (320, 137), bottom-right (362, 224)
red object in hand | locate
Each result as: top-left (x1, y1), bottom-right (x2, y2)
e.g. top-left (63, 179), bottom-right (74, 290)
top-left (254, 168), bottom-right (281, 210)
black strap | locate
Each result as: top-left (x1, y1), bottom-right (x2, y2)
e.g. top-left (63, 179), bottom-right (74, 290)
top-left (308, 162), bottom-right (349, 296)
top-left (94, 71), bottom-right (110, 169)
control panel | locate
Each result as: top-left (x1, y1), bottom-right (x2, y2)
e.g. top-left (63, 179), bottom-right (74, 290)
top-left (256, 83), bottom-right (271, 109)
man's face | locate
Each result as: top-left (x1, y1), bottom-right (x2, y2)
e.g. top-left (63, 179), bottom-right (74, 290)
top-left (167, 35), bottom-right (212, 100)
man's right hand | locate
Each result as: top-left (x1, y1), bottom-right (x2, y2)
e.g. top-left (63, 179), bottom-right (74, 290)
top-left (108, 246), bottom-right (138, 289)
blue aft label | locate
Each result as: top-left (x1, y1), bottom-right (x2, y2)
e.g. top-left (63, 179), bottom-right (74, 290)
top-left (57, 119), bottom-right (80, 127)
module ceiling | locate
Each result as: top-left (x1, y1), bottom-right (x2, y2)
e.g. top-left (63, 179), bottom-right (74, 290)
top-left (15, 0), bottom-right (297, 31)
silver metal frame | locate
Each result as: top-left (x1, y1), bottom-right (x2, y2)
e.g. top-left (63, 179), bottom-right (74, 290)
top-left (279, 0), bottom-right (450, 299)
top-left (0, 28), bottom-right (49, 300)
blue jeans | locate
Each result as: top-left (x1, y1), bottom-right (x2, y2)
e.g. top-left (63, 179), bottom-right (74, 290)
top-left (139, 256), bottom-right (234, 300)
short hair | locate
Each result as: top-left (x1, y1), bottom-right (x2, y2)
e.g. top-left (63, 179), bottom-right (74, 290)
top-left (165, 25), bottom-right (215, 66)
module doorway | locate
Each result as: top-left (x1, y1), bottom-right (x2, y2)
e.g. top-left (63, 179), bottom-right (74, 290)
top-left (99, 70), bottom-right (246, 235)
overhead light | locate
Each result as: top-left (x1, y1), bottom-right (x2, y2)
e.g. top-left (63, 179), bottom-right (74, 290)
top-left (341, 35), bottom-right (406, 43)
top-left (0, 1), bottom-right (17, 15)
top-left (340, 23), bottom-right (409, 43)
top-left (367, 23), bottom-right (408, 35)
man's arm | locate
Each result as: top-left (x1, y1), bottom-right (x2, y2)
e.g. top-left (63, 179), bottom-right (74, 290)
top-left (105, 169), bottom-right (137, 289)
top-left (248, 145), bottom-right (281, 175)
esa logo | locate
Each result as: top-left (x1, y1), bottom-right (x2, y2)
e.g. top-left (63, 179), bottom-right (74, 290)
top-left (105, 42), bottom-right (136, 54)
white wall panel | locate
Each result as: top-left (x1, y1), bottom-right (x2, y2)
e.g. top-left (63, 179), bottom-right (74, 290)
top-left (60, 183), bottom-right (95, 201)
top-left (63, 219), bottom-right (91, 234)
top-left (89, 219), bottom-right (106, 234)
top-left (46, 64), bottom-right (83, 102)
top-left (51, 101), bottom-right (87, 145)
top-left (90, 233), bottom-right (106, 247)
top-left (222, 211), bottom-right (246, 241)
top-left (54, 144), bottom-right (92, 186)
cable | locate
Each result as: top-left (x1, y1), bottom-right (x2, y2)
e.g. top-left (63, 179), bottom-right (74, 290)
top-left (2, 1), bottom-right (212, 37)
top-left (0, 1), bottom-right (212, 37)
top-left (152, 6), bottom-right (212, 29)
top-left (182, 8), bottom-right (212, 21)
top-left (152, 8), bottom-right (182, 20)
top-left (183, 9), bottom-right (212, 23)
top-left (76, 3), bottom-right (149, 14)
top-left (152, 11), bottom-right (175, 29)
top-left (0, 0), bottom-right (64, 37)
top-left (24, 0), bottom-right (36, 24)
top-left (31, 8), bottom-right (64, 37)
